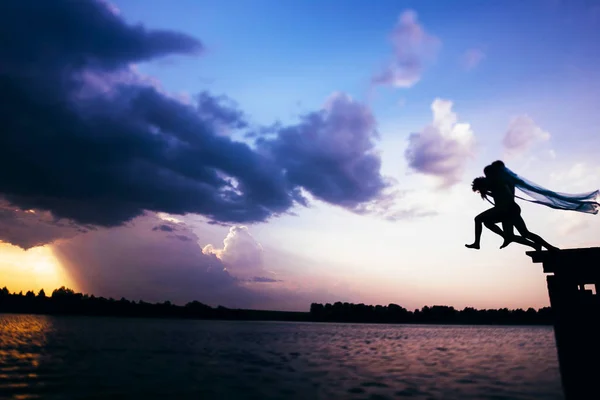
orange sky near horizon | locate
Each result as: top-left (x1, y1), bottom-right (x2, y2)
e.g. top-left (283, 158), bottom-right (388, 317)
top-left (0, 233), bottom-right (555, 311)
top-left (0, 243), bottom-right (78, 295)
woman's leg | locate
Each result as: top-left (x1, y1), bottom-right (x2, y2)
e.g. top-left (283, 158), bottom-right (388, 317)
top-left (466, 208), bottom-right (502, 249)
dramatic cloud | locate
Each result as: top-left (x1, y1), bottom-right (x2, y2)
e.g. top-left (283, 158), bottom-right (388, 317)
top-left (0, 199), bottom-right (92, 250)
top-left (195, 91), bottom-right (249, 133)
top-left (372, 10), bottom-right (440, 88)
top-left (203, 226), bottom-right (275, 282)
top-left (462, 48), bottom-right (486, 70)
top-left (0, 0), bottom-right (390, 248)
top-left (503, 115), bottom-right (550, 156)
top-left (52, 214), bottom-right (353, 310)
top-left (3, 1), bottom-right (203, 72)
top-left (257, 92), bottom-right (390, 213)
top-left (405, 99), bottom-right (476, 187)
top-left (52, 214), bottom-right (258, 307)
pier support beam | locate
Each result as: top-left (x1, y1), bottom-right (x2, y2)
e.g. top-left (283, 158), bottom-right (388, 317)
top-left (527, 248), bottom-right (600, 400)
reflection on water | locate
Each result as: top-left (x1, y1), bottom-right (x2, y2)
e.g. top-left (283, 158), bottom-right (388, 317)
top-left (0, 315), bottom-right (56, 399)
top-left (0, 315), bottom-right (562, 399)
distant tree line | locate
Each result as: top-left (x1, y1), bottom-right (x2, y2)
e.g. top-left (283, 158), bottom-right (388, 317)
top-left (310, 302), bottom-right (553, 325)
top-left (0, 286), bottom-right (553, 325)
top-left (0, 286), bottom-right (308, 322)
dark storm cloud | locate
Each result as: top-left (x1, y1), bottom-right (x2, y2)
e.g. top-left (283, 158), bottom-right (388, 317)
top-left (0, 200), bottom-right (91, 249)
top-left (195, 91), bottom-right (248, 130)
top-left (0, 0), bottom-right (203, 72)
top-left (256, 93), bottom-right (390, 211)
top-left (0, 0), bottom-right (294, 229)
top-left (0, 0), bottom-right (392, 248)
top-left (152, 224), bottom-right (175, 232)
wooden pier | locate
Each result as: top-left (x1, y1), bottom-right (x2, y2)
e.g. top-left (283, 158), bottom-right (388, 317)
top-left (527, 247), bottom-right (600, 400)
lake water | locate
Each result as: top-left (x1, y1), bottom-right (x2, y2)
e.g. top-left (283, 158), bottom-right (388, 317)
top-left (0, 314), bottom-right (563, 399)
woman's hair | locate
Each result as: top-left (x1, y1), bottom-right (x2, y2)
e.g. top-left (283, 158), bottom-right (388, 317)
top-left (491, 160), bottom-right (505, 169)
top-left (471, 176), bottom-right (488, 199)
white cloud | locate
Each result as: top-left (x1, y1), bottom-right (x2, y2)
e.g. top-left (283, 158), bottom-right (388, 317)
top-left (404, 99), bottom-right (476, 188)
top-left (203, 226), bottom-right (275, 282)
top-left (550, 162), bottom-right (600, 192)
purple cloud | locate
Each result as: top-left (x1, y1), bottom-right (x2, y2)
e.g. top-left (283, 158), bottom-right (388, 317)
top-left (51, 214), bottom-right (354, 310)
top-left (0, 0), bottom-right (392, 248)
top-left (0, 199), bottom-right (94, 250)
top-left (2, 0), bottom-right (202, 75)
top-left (502, 115), bottom-right (550, 156)
top-left (52, 214), bottom-right (260, 307)
top-left (195, 91), bottom-right (248, 131)
top-left (257, 92), bottom-right (390, 212)
top-left (372, 10), bottom-right (440, 88)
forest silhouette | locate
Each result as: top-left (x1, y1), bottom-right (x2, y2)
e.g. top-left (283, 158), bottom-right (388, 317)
top-left (0, 286), bottom-right (553, 325)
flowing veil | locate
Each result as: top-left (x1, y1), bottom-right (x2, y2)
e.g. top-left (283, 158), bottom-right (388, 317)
top-left (502, 167), bottom-right (600, 214)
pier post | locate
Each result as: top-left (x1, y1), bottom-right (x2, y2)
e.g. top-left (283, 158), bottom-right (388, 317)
top-left (527, 248), bottom-right (600, 400)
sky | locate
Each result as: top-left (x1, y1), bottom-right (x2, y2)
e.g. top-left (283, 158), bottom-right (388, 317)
top-left (1, 0), bottom-right (599, 311)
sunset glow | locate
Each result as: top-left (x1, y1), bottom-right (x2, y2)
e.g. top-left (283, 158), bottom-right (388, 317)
top-left (0, 243), bottom-right (77, 295)
top-left (1, 0), bottom-right (599, 311)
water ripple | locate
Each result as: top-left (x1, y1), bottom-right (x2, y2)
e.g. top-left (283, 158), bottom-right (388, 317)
top-left (0, 315), bottom-right (563, 399)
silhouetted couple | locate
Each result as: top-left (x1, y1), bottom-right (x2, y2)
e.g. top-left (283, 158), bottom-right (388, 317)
top-left (466, 160), bottom-right (559, 252)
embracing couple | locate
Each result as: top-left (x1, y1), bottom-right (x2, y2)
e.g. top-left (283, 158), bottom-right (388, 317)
top-left (465, 160), bottom-right (559, 251)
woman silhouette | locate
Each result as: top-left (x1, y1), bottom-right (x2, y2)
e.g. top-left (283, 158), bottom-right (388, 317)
top-left (465, 161), bottom-right (558, 251)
